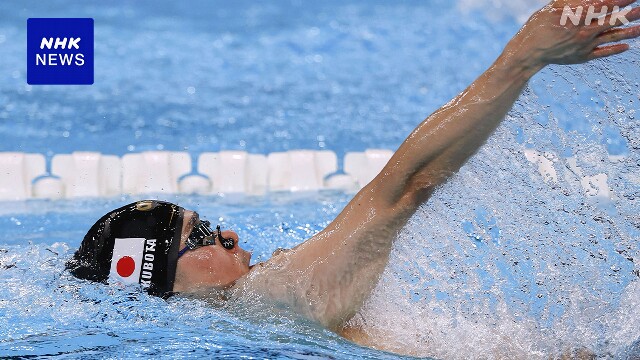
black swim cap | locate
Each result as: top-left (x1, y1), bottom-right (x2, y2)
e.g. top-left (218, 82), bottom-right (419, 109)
top-left (66, 200), bottom-right (184, 297)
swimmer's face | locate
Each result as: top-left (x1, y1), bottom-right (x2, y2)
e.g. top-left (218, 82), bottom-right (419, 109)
top-left (173, 211), bottom-right (252, 292)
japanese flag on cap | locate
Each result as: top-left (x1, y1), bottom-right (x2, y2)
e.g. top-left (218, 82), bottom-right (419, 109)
top-left (109, 238), bottom-right (146, 284)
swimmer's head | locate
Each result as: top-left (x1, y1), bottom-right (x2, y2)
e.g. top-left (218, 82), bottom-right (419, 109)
top-left (66, 200), bottom-right (251, 296)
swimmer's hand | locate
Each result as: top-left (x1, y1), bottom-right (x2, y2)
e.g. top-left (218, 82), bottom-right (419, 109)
top-left (508, 0), bottom-right (640, 65)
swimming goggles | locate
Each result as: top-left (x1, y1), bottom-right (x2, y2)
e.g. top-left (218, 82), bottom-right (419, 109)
top-left (177, 220), bottom-right (235, 259)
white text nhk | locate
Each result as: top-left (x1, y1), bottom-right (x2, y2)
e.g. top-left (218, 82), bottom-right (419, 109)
top-left (560, 5), bottom-right (632, 26)
top-left (35, 37), bottom-right (85, 66)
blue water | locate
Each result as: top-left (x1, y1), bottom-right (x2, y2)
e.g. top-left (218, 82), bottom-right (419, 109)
top-left (1, 0), bottom-right (639, 358)
top-left (0, 0), bottom-right (522, 159)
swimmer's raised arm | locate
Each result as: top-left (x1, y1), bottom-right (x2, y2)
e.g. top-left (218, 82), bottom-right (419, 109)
top-left (242, 0), bottom-right (640, 332)
top-left (380, 0), bottom-right (640, 208)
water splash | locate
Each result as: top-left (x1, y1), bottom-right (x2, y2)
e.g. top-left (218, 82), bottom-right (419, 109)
top-left (352, 49), bottom-right (640, 358)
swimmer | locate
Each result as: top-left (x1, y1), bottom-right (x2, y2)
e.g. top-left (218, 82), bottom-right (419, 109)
top-left (66, 0), bottom-right (640, 355)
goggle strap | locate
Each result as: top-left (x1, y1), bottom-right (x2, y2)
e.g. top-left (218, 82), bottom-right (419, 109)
top-left (177, 246), bottom-right (190, 259)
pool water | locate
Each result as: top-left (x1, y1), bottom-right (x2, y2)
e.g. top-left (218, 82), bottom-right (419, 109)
top-left (1, 0), bottom-right (639, 358)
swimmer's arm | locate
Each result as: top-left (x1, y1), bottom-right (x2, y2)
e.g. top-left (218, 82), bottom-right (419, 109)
top-left (280, 46), bottom-right (539, 330)
top-left (374, 0), bottom-right (640, 209)
top-left (263, 58), bottom-right (538, 330)
top-left (255, 0), bottom-right (640, 332)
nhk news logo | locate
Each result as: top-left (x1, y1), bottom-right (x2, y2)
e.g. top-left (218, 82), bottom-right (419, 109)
top-left (27, 18), bottom-right (94, 85)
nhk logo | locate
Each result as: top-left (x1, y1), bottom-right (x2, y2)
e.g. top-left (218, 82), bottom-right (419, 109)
top-left (37, 37), bottom-right (84, 66)
top-left (27, 18), bottom-right (94, 85)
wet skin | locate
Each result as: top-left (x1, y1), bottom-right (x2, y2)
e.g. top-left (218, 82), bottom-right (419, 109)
top-left (171, 0), bottom-right (640, 355)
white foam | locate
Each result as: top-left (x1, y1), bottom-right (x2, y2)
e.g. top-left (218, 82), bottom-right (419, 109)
top-left (350, 58), bottom-right (640, 358)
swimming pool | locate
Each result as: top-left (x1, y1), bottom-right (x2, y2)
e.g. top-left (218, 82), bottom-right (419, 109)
top-left (1, 0), bottom-right (639, 358)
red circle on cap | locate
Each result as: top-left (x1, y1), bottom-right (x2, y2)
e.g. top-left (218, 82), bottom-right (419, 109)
top-left (116, 256), bottom-right (136, 277)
